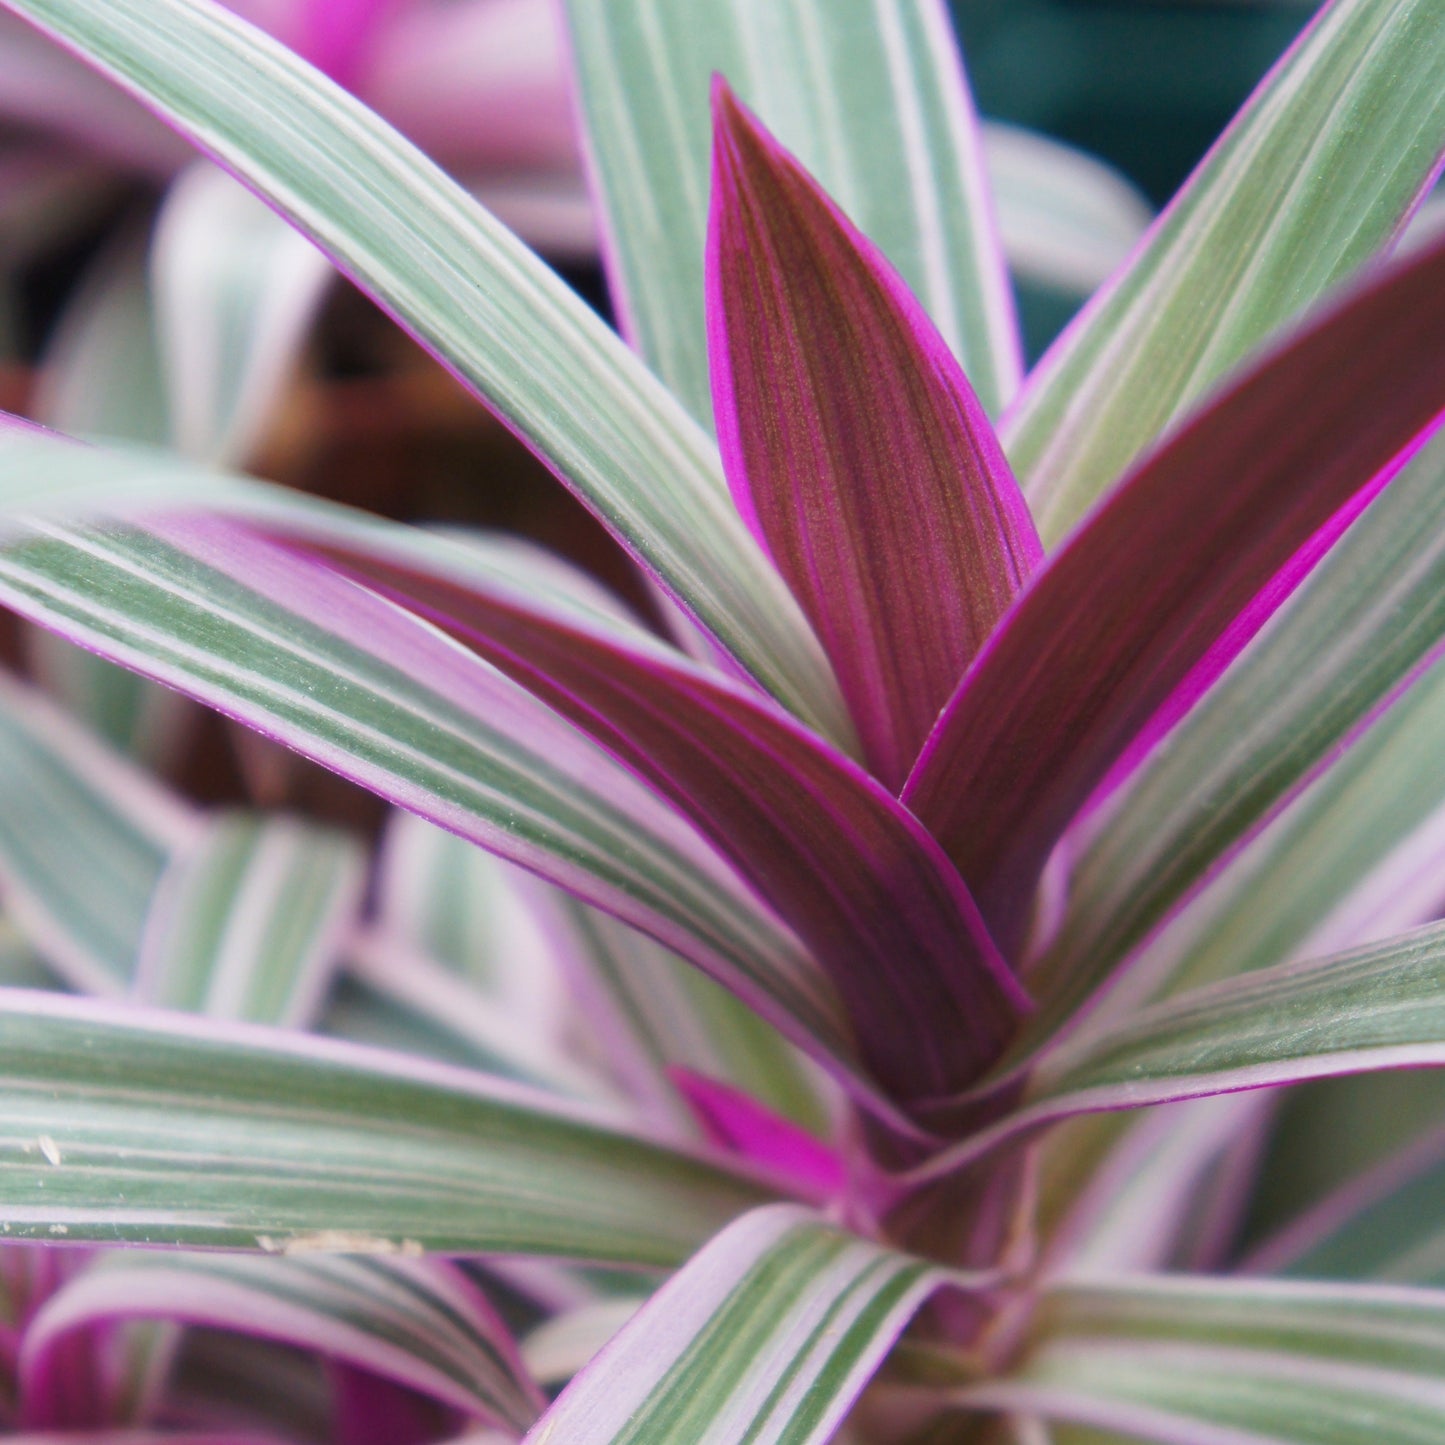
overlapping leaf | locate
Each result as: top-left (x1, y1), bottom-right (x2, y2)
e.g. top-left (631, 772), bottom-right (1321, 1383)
top-left (563, 0), bottom-right (1018, 426)
top-left (1006, 0), bottom-right (1445, 541)
top-left (0, 989), bottom-right (775, 1261)
top-left (982, 123), bottom-right (1153, 300)
top-left (27, 219), bottom-right (185, 758)
top-left (151, 160), bottom-right (333, 468)
top-left (0, 0), bottom-right (852, 742)
top-left (0, 475), bottom-right (865, 1105)
top-left (521, 883), bottom-right (830, 1135)
top-left (0, 418), bottom-right (1006, 1114)
top-left (21, 1253), bottom-right (544, 1433)
top-left (341, 925), bottom-right (606, 1099)
top-left (707, 84), bottom-right (1040, 788)
top-left (522, 1205), bottom-right (956, 1445)
top-left (1120, 646), bottom-right (1445, 1011)
top-left (1246, 1121), bottom-right (1445, 1284)
top-left (905, 232), bottom-right (1445, 957)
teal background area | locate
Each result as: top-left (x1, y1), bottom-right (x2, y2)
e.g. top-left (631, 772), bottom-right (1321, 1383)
top-left (949, 1), bottom-right (1321, 356)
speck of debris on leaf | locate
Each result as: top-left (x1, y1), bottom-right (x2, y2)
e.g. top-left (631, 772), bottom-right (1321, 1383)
top-left (255, 1231), bottom-right (425, 1256)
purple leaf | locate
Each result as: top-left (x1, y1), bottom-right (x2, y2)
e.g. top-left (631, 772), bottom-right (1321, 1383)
top-left (707, 81), bottom-right (1041, 790)
top-left (297, 532), bottom-right (1032, 1109)
top-left (329, 1366), bottom-right (463, 1445)
top-left (905, 232), bottom-right (1445, 957)
top-left (669, 1068), bottom-right (847, 1207)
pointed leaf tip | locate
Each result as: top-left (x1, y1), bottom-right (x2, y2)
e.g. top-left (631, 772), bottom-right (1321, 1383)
top-left (706, 80), bottom-right (1041, 790)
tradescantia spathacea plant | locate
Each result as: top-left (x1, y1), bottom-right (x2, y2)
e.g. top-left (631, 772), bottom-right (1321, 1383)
top-left (0, 0), bottom-right (1443, 1440)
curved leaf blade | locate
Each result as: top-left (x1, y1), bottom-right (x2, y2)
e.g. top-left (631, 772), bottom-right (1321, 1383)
top-left (910, 920), bottom-right (1445, 1183)
top-left (1007, 0), bottom-right (1445, 542)
top-left (0, 475), bottom-right (862, 1103)
top-left (1023, 426), bottom-right (1445, 1055)
top-left (0, 670), bottom-right (197, 993)
top-left (151, 160), bottom-right (333, 468)
top-left (982, 123), bottom-right (1153, 299)
top-left (517, 882), bottom-right (832, 1136)
top-left (0, 0), bottom-right (850, 742)
top-left (0, 989), bottom-right (776, 1262)
top-left (1245, 1122), bottom-right (1445, 1284)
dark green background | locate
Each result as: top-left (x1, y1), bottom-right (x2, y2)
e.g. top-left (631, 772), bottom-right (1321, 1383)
top-left (949, 1), bottom-right (1320, 355)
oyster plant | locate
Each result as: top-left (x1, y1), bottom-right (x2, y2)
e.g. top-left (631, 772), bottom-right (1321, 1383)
top-left (0, 1), bottom-right (1442, 1441)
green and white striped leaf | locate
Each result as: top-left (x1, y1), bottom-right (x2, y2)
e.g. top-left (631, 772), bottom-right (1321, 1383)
top-left (22, 1252), bottom-right (545, 1432)
top-left (1006, 0), bottom-right (1445, 541)
top-left (164, 1329), bottom-right (334, 1440)
top-left (521, 1300), bottom-right (643, 1387)
top-left (375, 809), bottom-right (568, 1037)
top-left (133, 811), bottom-right (365, 1028)
top-left (0, 0), bottom-right (850, 742)
top-left (318, 967), bottom-right (560, 1077)
top-left (563, 0), bottom-right (1019, 423)
top-left (1022, 426), bottom-right (1445, 1057)
top-left (965, 1275), bottom-right (1445, 1443)
top-left (913, 921), bottom-right (1445, 1182)
top-left (1033, 921), bottom-right (1445, 1120)
top-left (1114, 648), bottom-right (1445, 1013)
top-left (1040, 1095), bottom-right (1269, 1277)
top-left (377, 810), bottom-right (824, 1124)
top-left (32, 223), bottom-right (168, 449)
top-left (151, 159), bottom-right (333, 468)
top-left (108, 804), bottom-right (362, 1429)
top-left (0, 670), bottom-right (198, 994)
top-left (343, 927), bottom-right (607, 1098)
top-left (522, 1204), bottom-right (955, 1444)
top-left (0, 427), bottom-right (870, 1103)
top-left (0, 990), bottom-right (776, 1262)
